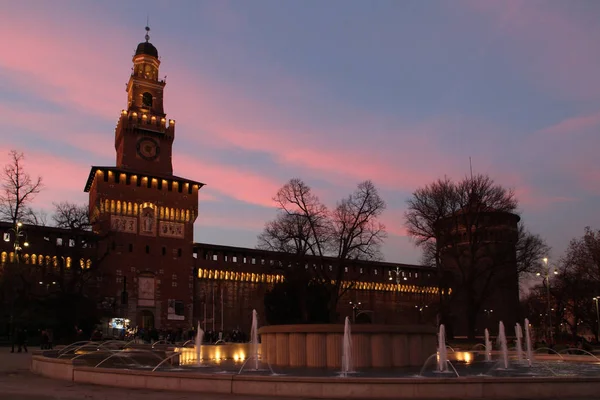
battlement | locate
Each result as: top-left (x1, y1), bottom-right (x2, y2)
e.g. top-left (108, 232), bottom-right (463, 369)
top-left (115, 110), bottom-right (175, 138)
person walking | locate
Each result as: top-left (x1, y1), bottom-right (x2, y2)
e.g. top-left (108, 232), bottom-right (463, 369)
top-left (16, 328), bottom-right (27, 353)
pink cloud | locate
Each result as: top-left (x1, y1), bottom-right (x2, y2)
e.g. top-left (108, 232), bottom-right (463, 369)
top-left (466, 1), bottom-right (600, 101)
top-left (0, 104), bottom-right (114, 161)
top-left (175, 154), bottom-right (282, 208)
top-left (0, 9), bottom-right (132, 119)
top-left (0, 147), bottom-right (90, 214)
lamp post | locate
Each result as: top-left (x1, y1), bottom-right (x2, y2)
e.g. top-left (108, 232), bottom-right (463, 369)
top-left (593, 297), bottom-right (600, 342)
top-left (4, 221), bottom-right (29, 263)
top-left (349, 301), bottom-right (361, 323)
top-left (388, 267), bottom-right (407, 285)
top-left (536, 257), bottom-right (558, 344)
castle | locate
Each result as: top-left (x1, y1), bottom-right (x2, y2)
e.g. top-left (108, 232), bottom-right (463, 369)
top-left (0, 30), bottom-right (520, 338)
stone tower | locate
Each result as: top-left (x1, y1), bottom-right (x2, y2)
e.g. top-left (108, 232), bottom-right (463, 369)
top-left (85, 27), bottom-right (204, 330)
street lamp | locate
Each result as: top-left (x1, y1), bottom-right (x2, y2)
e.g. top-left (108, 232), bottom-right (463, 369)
top-left (349, 301), bottom-right (361, 323)
top-left (593, 297), bottom-right (600, 342)
top-left (4, 222), bottom-right (29, 263)
top-left (536, 257), bottom-right (558, 344)
top-left (389, 267), bottom-right (407, 285)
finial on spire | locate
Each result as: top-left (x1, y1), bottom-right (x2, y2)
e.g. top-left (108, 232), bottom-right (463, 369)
top-left (145, 16), bottom-right (150, 42)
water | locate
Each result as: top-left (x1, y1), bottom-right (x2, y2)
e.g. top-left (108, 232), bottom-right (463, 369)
top-left (484, 329), bottom-right (492, 362)
top-left (515, 323), bottom-right (523, 362)
top-left (497, 321), bottom-right (508, 369)
top-left (341, 316), bottom-right (353, 376)
top-left (196, 321), bottom-right (204, 366)
top-left (524, 318), bottom-right (533, 367)
top-left (437, 324), bottom-right (448, 372)
top-left (251, 309), bottom-right (259, 370)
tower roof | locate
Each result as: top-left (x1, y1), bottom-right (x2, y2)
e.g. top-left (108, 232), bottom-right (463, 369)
top-left (135, 25), bottom-right (158, 58)
top-left (135, 42), bottom-right (158, 58)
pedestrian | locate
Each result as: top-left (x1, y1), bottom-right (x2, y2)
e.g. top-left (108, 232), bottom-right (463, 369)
top-left (16, 328), bottom-right (28, 353)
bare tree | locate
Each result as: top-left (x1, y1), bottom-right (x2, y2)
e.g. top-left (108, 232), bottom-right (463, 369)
top-left (0, 150), bottom-right (43, 225)
top-left (516, 222), bottom-right (550, 277)
top-left (258, 178), bottom-right (387, 322)
top-left (52, 202), bottom-right (92, 231)
top-left (552, 227), bottom-right (600, 340)
top-left (405, 174), bottom-right (546, 338)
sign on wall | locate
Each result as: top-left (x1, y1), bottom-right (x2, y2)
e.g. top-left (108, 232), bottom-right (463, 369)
top-left (138, 276), bottom-right (155, 307)
top-left (167, 299), bottom-right (185, 320)
top-left (110, 215), bottom-right (137, 234)
top-left (159, 221), bottom-right (185, 239)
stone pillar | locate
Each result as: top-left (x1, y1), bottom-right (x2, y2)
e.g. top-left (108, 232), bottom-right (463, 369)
top-left (306, 333), bottom-right (327, 367)
top-left (370, 333), bottom-right (391, 367)
top-left (352, 334), bottom-right (371, 368)
top-left (275, 333), bottom-right (290, 366)
top-left (288, 333), bottom-right (307, 367)
top-left (326, 333), bottom-right (342, 368)
top-left (392, 334), bottom-right (409, 367)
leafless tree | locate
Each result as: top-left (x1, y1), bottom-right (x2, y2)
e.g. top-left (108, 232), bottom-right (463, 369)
top-left (52, 202), bottom-right (92, 231)
top-left (550, 227), bottom-right (600, 340)
top-left (516, 222), bottom-right (550, 277)
top-left (405, 174), bottom-right (547, 338)
top-left (0, 150), bottom-right (43, 225)
top-left (258, 178), bottom-right (387, 321)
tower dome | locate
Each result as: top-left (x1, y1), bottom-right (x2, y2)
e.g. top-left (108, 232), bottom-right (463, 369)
top-left (135, 41), bottom-right (158, 58)
top-left (135, 26), bottom-right (158, 58)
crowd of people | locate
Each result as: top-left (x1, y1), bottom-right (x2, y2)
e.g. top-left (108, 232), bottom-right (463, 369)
top-left (124, 326), bottom-right (249, 345)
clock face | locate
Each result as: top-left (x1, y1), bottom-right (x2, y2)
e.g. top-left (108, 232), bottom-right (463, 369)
top-left (136, 137), bottom-right (160, 161)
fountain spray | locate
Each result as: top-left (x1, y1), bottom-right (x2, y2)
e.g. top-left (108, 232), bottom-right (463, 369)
top-left (437, 324), bottom-right (448, 372)
top-left (251, 309), bottom-right (259, 370)
top-left (515, 323), bottom-right (523, 362)
top-left (498, 321), bottom-right (509, 369)
top-left (484, 328), bottom-right (492, 362)
top-left (524, 318), bottom-right (533, 367)
top-left (195, 321), bottom-right (204, 366)
top-left (341, 316), bottom-right (353, 376)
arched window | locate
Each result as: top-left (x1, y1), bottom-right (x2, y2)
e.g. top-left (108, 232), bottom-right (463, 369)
top-left (142, 92), bottom-right (153, 107)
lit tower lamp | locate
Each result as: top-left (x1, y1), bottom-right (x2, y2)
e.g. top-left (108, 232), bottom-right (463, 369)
top-left (536, 257), bottom-right (558, 344)
top-left (3, 222), bottom-right (29, 263)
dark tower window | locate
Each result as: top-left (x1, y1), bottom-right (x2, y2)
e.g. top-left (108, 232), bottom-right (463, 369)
top-left (142, 92), bottom-right (153, 107)
top-left (145, 245), bottom-right (150, 254)
top-left (162, 247), bottom-right (166, 256)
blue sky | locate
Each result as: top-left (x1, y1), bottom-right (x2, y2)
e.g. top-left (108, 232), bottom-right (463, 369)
top-left (1, 0), bottom-right (599, 265)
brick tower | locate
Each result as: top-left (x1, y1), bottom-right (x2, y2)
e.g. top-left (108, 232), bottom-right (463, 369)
top-left (84, 27), bottom-right (204, 330)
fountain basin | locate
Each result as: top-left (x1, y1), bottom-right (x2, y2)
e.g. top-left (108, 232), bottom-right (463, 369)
top-left (31, 353), bottom-right (600, 399)
top-left (259, 324), bottom-right (436, 368)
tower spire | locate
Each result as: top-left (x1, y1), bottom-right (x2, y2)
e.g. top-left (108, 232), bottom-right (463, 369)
top-left (145, 17), bottom-right (150, 42)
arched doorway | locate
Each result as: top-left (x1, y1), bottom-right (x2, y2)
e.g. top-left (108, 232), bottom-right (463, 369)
top-left (140, 310), bottom-right (155, 329)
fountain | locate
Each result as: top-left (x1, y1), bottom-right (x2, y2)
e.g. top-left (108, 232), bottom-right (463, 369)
top-left (524, 318), bottom-right (533, 367)
top-left (437, 324), bottom-right (448, 372)
top-left (484, 328), bottom-right (492, 362)
top-left (497, 321), bottom-right (509, 369)
top-left (32, 316), bottom-right (600, 399)
top-left (341, 316), bottom-right (353, 377)
top-left (251, 309), bottom-right (259, 370)
top-left (195, 321), bottom-right (204, 366)
top-left (515, 323), bottom-right (523, 362)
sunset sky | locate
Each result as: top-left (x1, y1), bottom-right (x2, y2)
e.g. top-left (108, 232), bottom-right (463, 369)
top-left (1, 0), bottom-right (599, 265)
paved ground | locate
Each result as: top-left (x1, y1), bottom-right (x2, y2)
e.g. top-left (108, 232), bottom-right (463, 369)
top-left (0, 347), bottom-right (293, 400)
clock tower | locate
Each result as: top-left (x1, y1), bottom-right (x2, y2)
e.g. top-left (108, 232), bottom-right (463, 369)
top-left (116, 26), bottom-right (174, 176)
top-left (85, 27), bottom-right (204, 331)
